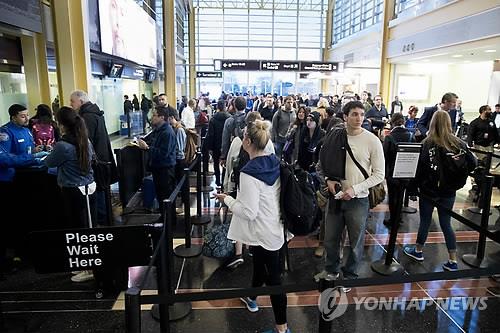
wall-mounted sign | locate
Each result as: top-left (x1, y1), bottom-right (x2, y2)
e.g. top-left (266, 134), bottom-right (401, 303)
top-left (28, 226), bottom-right (152, 273)
top-left (196, 71), bottom-right (222, 78)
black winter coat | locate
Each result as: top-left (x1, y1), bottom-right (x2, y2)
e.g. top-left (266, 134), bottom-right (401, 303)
top-left (206, 111), bottom-right (230, 156)
top-left (79, 102), bottom-right (118, 189)
top-left (383, 126), bottom-right (413, 179)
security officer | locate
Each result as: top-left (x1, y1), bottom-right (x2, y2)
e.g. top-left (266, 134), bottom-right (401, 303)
top-left (0, 104), bottom-right (46, 276)
top-left (467, 105), bottom-right (498, 194)
top-left (0, 104), bottom-right (44, 181)
top-left (468, 105), bottom-right (498, 153)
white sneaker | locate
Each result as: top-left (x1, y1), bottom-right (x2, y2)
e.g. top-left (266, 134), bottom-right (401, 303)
top-left (176, 207), bottom-right (184, 215)
top-left (71, 270), bottom-right (94, 282)
top-left (71, 271), bottom-right (80, 275)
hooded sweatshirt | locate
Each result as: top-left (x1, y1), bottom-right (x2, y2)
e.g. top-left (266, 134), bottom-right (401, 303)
top-left (225, 154), bottom-right (284, 251)
top-left (79, 102), bottom-right (118, 188)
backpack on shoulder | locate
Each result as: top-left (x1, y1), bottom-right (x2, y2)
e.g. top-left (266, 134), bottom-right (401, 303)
top-left (279, 162), bottom-right (317, 236)
top-left (232, 113), bottom-right (246, 141)
top-left (430, 144), bottom-right (477, 192)
top-left (32, 121), bottom-right (55, 147)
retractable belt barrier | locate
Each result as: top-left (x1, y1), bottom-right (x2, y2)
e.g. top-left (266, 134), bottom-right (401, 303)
top-left (124, 148), bottom-right (500, 333)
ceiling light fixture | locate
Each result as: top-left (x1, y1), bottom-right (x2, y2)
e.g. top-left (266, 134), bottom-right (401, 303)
top-left (452, 54), bottom-right (463, 58)
top-left (484, 49), bottom-right (497, 53)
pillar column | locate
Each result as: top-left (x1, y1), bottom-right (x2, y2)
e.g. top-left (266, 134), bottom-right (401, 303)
top-left (321, 0), bottom-right (334, 94)
top-left (20, 33), bottom-right (51, 113)
top-left (50, 0), bottom-right (91, 105)
top-left (163, 0), bottom-right (176, 106)
top-left (188, 5), bottom-right (196, 99)
top-left (378, 0), bottom-right (395, 101)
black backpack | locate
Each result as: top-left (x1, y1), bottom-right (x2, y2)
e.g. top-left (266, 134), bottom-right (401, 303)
top-left (279, 162), bottom-right (317, 235)
top-left (232, 113), bottom-right (246, 140)
top-left (429, 144), bottom-right (476, 192)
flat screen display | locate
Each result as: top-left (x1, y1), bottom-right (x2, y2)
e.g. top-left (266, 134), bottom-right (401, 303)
top-left (108, 63), bottom-right (124, 78)
top-left (99, 0), bottom-right (156, 67)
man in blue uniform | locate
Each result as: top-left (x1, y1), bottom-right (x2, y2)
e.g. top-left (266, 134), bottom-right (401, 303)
top-left (0, 104), bottom-right (45, 277)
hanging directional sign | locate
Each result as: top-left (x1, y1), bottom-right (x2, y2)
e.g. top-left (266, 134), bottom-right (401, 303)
top-left (260, 61), bottom-right (300, 71)
top-left (218, 59), bottom-right (261, 71)
top-left (299, 61), bottom-right (339, 72)
top-left (196, 71), bottom-right (222, 78)
top-left (215, 59), bottom-right (340, 72)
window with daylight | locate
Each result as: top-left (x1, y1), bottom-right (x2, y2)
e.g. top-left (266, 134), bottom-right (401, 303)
top-left (194, 0), bottom-right (327, 96)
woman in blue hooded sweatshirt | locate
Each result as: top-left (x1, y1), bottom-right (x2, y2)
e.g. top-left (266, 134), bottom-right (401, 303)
top-left (215, 119), bottom-right (290, 333)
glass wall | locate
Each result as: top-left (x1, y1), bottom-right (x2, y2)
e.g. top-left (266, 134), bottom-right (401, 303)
top-left (332, 0), bottom-right (383, 45)
top-left (0, 72), bottom-right (27, 125)
top-left (195, 0), bottom-right (327, 96)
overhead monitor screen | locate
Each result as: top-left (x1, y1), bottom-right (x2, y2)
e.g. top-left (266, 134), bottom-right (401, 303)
top-left (99, 0), bottom-right (156, 67)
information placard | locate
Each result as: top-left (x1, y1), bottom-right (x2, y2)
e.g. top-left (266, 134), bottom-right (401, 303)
top-left (392, 143), bottom-right (422, 179)
top-left (28, 226), bottom-right (152, 273)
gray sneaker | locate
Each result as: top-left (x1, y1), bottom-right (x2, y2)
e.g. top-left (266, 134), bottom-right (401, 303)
top-left (314, 270), bottom-right (339, 282)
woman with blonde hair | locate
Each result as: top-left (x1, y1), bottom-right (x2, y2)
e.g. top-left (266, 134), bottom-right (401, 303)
top-left (316, 97), bottom-right (329, 126)
top-left (403, 110), bottom-right (476, 271)
top-left (215, 119), bottom-right (290, 333)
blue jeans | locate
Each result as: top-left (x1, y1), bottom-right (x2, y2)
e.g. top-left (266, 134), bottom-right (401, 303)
top-left (324, 197), bottom-right (369, 278)
top-left (274, 138), bottom-right (285, 160)
top-left (416, 195), bottom-right (457, 251)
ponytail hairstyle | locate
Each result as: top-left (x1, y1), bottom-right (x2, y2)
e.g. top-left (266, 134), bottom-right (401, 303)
top-left (245, 119), bottom-right (271, 151)
top-left (56, 106), bottom-right (91, 174)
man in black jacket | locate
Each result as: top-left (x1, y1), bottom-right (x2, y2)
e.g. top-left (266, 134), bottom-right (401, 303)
top-left (157, 93), bottom-right (179, 120)
top-left (70, 90), bottom-right (118, 226)
top-left (206, 99), bottom-right (230, 186)
top-left (259, 94), bottom-right (275, 122)
top-left (140, 94), bottom-right (152, 133)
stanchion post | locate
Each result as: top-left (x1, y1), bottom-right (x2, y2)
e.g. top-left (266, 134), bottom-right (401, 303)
top-left (125, 287), bottom-right (142, 333)
top-left (468, 151), bottom-right (493, 215)
top-left (152, 198), bottom-right (192, 323)
top-left (201, 138), bottom-right (208, 188)
top-left (157, 199), bottom-right (173, 332)
top-left (463, 175), bottom-right (494, 268)
top-left (317, 279), bottom-right (334, 333)
top-left (371, 182), bottom-right (404, 275)
top-left (174, 170), bottom-right (202, 258)
top-left (196, 152), bottom-right (202, 217)
top-left (183, 168), bottom-right (191, 248)
top-left (385, 184), bottom-right (404, 266)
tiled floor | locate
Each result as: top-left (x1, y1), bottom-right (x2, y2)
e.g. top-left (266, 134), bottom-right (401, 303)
top-left (2, 134), bottom-right (500, 332)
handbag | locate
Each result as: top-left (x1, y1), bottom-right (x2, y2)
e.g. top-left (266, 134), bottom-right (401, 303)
top-left (345, 143), bottom-right (386, 209)
top-left (202, 222), bottom-right (235, 258)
